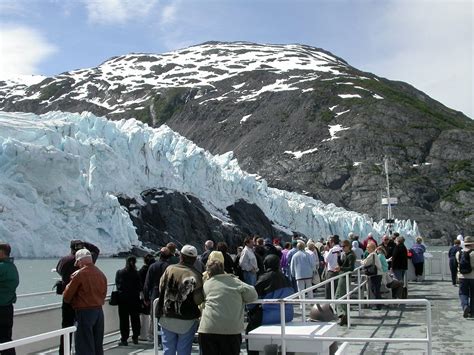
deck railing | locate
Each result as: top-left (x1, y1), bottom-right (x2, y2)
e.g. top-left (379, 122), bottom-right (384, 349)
top-left (13, 263), bottom-right (436, 354)
top-left (241, 265), bottom-right (432, 355)
top-left (0, 326), bottom-right (76, 355)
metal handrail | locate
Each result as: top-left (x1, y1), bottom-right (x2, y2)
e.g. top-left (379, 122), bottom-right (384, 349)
top-left (17, 283), bottom-right (116, 299)
top-left (0, 326), bottom-right (76, 354)
top-left (245, 298), bottom-right (432, 355)
top-left (15, 283), bottom-right (116, 313)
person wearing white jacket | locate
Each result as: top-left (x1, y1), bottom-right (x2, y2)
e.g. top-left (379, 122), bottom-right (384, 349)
top-left (290, 241), bottom-right (315, 299)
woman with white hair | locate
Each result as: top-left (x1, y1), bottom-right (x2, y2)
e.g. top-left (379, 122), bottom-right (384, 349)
top-left (290, 241), bottom-right (315, 298)
top-left (362, 242), bottom-right (383, 309)
top-left (198, 258), bottom-right (257, 355)
top-left (352, 241), bottom-right (363, 267)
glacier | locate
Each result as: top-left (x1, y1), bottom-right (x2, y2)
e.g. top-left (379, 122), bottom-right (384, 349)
top-left (0, 111), bottom-right (418, 257)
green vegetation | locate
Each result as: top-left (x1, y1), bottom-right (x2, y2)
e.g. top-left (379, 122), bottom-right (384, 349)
top-left (133, 108), bottom-right (152, 125)
top-left (447, 160), bottom-right (472, 173)
top-left (350, 78), bottom-right (473, 131)
top-left (39, 83), bottom-right (63, 101)
top-left (151, 88), bottom-right (188, 125)
top-left (442, 180), bottom-right (474, 200)
top-left (320, 110), bottom-right (333, 123)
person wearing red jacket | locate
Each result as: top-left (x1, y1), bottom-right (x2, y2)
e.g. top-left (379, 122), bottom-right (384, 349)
top-left (63, 249), bottom-right (107, 355)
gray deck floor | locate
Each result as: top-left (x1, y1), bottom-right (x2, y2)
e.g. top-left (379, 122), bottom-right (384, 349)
top-left (101, 278), bottom-right (474, 355)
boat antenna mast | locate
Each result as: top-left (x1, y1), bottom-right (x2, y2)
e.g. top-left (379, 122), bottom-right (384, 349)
top-left (382, 156), bottom-right (396, 235)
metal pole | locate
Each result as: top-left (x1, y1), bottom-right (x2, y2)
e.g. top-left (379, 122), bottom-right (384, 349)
top-left (426, 301), bottom-right (432, 355)
top-left (153, 298), bottom-right (158, 355)
top-left (280, 301), bottom-right (286, 355)
top-left (64, 330), bottom-right (71, 355)
top-left (346, 273), bottom-right (351, 328)
top-left (357, 269), bottom-right (362, 316)
top-left (302, 290), bottom-right (306, 322)
top-left (384, 157), bottom-right (392, 221)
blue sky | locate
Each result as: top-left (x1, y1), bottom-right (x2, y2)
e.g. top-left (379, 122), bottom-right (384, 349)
top-left (0, 0), bottom-right (472, 117)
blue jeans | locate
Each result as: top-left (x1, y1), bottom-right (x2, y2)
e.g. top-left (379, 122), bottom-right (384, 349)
top-left (75, 308), bottom-right (104, 355)
top-left (161, 320), bottom-right (198, 355)
top-left (243, 271), bottom-right (257, 286)
top-left (459, 278), bottom-right (474, 313)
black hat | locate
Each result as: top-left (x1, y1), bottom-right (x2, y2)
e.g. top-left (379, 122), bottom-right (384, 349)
top-left (70, 239), bottom-right (83, 250)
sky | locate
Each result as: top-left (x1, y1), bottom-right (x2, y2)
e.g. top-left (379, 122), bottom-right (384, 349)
top-left (0, 0), bottom-right (472, 118)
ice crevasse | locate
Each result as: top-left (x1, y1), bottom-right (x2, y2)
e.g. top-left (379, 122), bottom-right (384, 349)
top-left (0, 111), bottom-right (418, 257)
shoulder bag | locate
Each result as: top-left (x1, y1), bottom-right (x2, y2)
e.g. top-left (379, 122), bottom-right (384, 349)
top-left (363, 254), bottom-right (377, 277)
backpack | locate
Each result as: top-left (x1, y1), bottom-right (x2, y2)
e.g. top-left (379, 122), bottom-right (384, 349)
top-left (459, 250), bottom-right (472, 274)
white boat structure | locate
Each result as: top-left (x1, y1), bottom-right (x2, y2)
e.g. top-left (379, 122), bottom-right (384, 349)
top-left (3, 251), bottom-right (471, 355)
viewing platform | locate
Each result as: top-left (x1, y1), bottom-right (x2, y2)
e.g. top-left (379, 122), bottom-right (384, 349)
top-left (94, 277), bottom-right (473, 355)
top-left (5, 253), bottom-right (473, 355)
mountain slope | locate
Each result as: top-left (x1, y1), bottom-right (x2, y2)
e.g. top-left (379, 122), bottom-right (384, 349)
top-left (1, 41), bottom-right (472, 244)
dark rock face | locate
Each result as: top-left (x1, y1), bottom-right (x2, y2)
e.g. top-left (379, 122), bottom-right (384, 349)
top-left (1, 42), bottom-right (472, 244)
top-left (117, 189), bottom-right (290, 252)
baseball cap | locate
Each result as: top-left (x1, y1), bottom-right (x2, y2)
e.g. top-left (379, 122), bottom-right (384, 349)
top-left (74, 248), bottom-right (92, 266)
top-left (181, 245), bottom-right (198, 257)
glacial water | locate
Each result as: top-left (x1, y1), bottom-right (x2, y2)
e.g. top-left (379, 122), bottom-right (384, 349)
top-left (14, 257), bottom-right (134, 309)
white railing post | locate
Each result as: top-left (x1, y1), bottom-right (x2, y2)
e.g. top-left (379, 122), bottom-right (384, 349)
top-left (153, 298), bottom-right (159, 355)
top-left (426, 300), bottom-right (432, 355)
top-left (301, 290), bottom-right (306, 322)
top-left (346, 273), bottom-right (351, 328)
top-left (357, 268), bottom-right (362, 316)
top-left (331, 279), bottom-right (335, 310)
top-left (280, 300), bottom-right (286, 355)
top-left (64, 331), bottom-right (71, 355)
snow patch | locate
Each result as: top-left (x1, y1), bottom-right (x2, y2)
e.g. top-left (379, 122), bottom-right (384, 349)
top-left (284, 147), bottom-right (318, 159)
top-left (322, 124), bottom-right (351, 142)
top-left (240, 114), bottom-right (252, 124)
top-left (338, 94), bottom-right (362, 99)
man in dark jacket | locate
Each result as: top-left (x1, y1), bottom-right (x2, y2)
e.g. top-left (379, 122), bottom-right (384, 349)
top-left (198, 240), bottom-right (214, 268)
top-left (390, 236), bottom-right (408, 281)
top-left (263, 238), bottom-right (281, 259)
top-left (56, 240), bottom-right (99, 355)
top-left (247, 254), bottom-right (294, 355)
top-left (216, 242), bottom-right (234, 274)
top-left (144, 247), bottom-right (171, 307)
top-left (115, 256), bottom-right (142, 346)
top-left (157, 245), bottom-right (204, 355)
top-left (448, 240), bottom-right (462, 286)
top-left (0, 243), bottom-right (19, 355)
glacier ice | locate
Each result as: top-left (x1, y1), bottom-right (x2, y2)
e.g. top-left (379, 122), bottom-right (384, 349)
top-left (0, 111), bottom-right (418, 257)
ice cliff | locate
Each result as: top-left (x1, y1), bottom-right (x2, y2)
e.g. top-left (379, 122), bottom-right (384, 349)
top-left (0, 111), bottom-right (418, 257)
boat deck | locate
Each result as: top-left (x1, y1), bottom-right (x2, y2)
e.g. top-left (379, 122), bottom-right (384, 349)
top-left (96, 277), bottom-right (473, 355)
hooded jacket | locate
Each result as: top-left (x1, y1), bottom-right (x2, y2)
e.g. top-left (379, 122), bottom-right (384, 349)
top-left (248, 255), bottom-right (294, 330)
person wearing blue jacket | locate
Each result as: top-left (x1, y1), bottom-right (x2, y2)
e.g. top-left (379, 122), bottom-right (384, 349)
top-left (290, 241), bottom-right (315, 298)
top-left (246, 254), bottom-right (294, 355)
top-left (410, 237), bottom-right (426, 282)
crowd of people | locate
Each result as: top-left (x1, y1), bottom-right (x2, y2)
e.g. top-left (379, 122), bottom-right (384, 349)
top-left (0, 231), bottom-right (473, 355)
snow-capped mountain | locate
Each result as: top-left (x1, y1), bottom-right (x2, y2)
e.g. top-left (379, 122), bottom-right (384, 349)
top-left (1, 41), bottom-right (472, 244)
top-left (0, 111), bottom-right (418, 257)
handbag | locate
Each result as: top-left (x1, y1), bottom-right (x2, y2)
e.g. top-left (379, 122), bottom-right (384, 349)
top-left (363, 255), bottom-right (377, 276)
top-left (53, 280), bottom-right (64, 295)
top-left (109, 289), bottom-right (119, 306)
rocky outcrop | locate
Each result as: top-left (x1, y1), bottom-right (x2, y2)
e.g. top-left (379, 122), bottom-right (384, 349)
top-left (1, 42), bottom-right (472, 244)
top-left (117, 189), bottom-right (291, 252)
